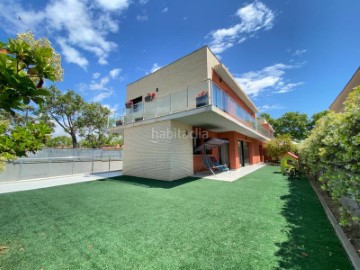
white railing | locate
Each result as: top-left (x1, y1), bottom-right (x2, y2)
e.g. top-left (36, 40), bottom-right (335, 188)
top-left (108, 79), bottom-right (274, 139)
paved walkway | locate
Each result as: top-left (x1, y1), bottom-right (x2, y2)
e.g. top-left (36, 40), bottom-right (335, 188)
top-left (0, 171), bottom-right (122, 194)
top-left (0, 164), bottom-right (266, 194)
top-left (194, 163), bottom-right (267, 182)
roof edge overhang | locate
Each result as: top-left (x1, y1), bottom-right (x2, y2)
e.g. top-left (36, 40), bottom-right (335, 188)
top-left (213, 63), bottom-right (258, 114)
top-left (329, 66), bottom-right (360, 111)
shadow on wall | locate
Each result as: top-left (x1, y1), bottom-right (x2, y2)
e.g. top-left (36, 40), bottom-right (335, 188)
top-left (103, 175), bottom-right (200, 189)
top-left (274, 176), bottom-right (352, 269)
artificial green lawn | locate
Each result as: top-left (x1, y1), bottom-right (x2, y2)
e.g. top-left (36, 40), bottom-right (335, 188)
top-left (0, 166), bottom-right (352, 270)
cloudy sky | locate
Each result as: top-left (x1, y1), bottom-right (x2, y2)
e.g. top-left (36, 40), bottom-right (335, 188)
top-left (0, 0), bottom-right (359, 118)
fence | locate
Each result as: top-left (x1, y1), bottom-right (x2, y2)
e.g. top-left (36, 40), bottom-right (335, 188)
top-left (0, 148), bottom-right (123, 182)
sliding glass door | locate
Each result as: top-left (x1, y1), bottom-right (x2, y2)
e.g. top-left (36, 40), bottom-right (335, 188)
top-left (219, 142), bottom-right (229, 167)
top-left (238, 140), bottom-right (250, 167)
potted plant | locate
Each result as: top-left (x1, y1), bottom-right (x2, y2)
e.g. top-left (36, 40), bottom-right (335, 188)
top-left (145, 92), bottom-right (156, 102)
top-left (196, 90), bottom-right (208, 107)
top-left (125, 100), bottom-right (133, 108)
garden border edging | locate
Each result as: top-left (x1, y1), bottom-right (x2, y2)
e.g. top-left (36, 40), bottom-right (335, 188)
top-left (308, 179), bottom-right (360, 270)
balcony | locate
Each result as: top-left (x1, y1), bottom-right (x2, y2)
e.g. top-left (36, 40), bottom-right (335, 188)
top-left (108, 79), bottom-right (274, 140)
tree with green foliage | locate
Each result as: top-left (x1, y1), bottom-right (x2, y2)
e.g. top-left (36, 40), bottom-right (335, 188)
top-left (258, 112), bottom-right (276, 127)
top-left (107, 134), bottom-right (123, 147)
top-left (307, 110), bottom-right (329, 131)
top-left (275, 112), bottom-right (309, 141)
top-left (299, 86), bottom-right (360, 226)
top-left (0, 32), bottom-right (63, 170)
top-left (0, 122), bottom-right (51, 171)
top-left (46, 136), bottom-right (72, 148)
top-left (39, 86), bottom-right (84, 148)
top-left (78, 103), bottom-right (111, 148)
top-left (264, 134), bottom-right (297, 162)
top-left (0, 32), bottom-right (63, 114)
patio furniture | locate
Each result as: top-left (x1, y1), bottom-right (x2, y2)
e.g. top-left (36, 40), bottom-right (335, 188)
top-left (204, 155), bottom-right (229, 175)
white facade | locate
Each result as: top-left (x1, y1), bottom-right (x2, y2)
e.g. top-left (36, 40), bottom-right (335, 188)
top-left (123, 120), bottom-right (193, 180)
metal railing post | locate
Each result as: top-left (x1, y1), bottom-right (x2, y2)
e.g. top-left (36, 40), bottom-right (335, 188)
top-left (72, 158), bottom-right (75, 175)
top-left (108, 157), bottom-right (111, 171)
top-left (19, 160), bottom-right (22, 180)
top-left (48, 158), bottom-right (51, 178)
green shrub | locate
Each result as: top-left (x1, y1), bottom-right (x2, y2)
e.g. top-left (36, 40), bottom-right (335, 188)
top-left (299, 86), bottom-right (360, 225)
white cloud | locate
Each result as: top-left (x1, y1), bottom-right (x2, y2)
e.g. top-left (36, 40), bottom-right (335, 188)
top-left (139, 0), bottom-right (149, 4)
top-left (80, 68), bottom-right (124, 102)
top-left (162, 7), bottom-right (168, 13)
top-left (0, 0), bottom-right (130, 68)
top-left (259, 104), bottom-right (285, 111)
top-left (93, 90), bottom-right (114, 102)
top-left (292, 49), bottom-right (307, 56)
top-left (147, 63), bottom-right (161, 74)
top-left (109, 68), bottom-right (122, 79)
top-left (95, 0), bottom-right (129, 11)
top-left (57, 38), bottom-right (89, 69)
top-left (207, 1), bottom-right (275, 54)
top-left (103, 104), bottom-right (119, 113)
top-left (235, 63), bottom-right (303, 97)
top-left (136, 15), bottom-right (148, 21)
top-left (90, 76), bottom-right (110, 91)
top-left (274, 82), bottom-right (304, 94)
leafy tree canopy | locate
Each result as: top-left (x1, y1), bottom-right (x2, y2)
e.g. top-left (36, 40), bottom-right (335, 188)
top-left (307, 110), bottom-right (329, 131)
top-left (46, 136), bottom-right (72, 148)
top-left (258, 112), bottom-right (276, 127)
top-left (78, 103), bottom-right (111, 148)
top-left (273, 112), bottom-right (309, 141)
top-left (0, 32), bottom-right (63, 114)
top-left (0, 32), bottom-right (62, 170)
top-left (40, 86), bottom-right (112, 149)
top-left (39, 85), bottom-right (85, 148)
top-left (264, 134), bottom-right (297, 161)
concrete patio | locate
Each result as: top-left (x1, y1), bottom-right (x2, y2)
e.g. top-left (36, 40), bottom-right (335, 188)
top-left (193, 163), bottom-right (267, 182)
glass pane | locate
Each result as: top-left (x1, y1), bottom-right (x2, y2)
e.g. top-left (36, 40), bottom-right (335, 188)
top-left (171, 89), bottom-right (187, 113)
top-left (156, 95), bottom-right (171, 116)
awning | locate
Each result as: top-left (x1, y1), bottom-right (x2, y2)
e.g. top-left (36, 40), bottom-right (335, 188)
top-left (195, 138), bottom-right (228, 152)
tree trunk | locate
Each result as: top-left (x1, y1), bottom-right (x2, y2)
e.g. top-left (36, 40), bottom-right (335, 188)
top-left (71, 133), bottom-right (78, 148)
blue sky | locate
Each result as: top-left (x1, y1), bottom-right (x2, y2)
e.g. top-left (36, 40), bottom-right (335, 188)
top-left (0, 0), bottom-right (359, 120)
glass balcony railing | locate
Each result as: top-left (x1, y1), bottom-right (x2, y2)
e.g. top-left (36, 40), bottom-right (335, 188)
top-left (211, 82), bottom-right (257, 129)
top-left (108, 79), bottom-right (274, 139)
top-left (120, 80), bottom-right (211, 124)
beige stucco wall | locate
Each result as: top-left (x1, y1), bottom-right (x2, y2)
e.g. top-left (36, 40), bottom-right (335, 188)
top-left (206, 48), bottom-right (221, 78)
top-left (123, 120), bottom-right (193, 181)
top-left (127, 47), bottom-right (210, 100)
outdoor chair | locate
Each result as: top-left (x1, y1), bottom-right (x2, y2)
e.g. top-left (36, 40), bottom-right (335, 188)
top-left (204, 156), bottom-right (229, 175)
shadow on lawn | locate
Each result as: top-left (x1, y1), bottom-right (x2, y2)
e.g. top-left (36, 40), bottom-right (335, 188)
top-left (274, 175), bottom-right (351, 269)
top-left (104, 175), bottom-right (199, 189)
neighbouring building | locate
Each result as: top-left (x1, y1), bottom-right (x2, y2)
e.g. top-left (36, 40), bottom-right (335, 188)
top-left (330, 67), bottom-right (360, 113)
top-left (109, 47), bottom-right (274, 181)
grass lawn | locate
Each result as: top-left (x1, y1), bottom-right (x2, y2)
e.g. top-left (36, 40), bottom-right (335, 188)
top-left (0, 166), bottom-right (352, 269)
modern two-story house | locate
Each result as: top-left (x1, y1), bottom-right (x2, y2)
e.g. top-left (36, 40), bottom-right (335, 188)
top-left (109, 47), bottom-right (274, 181)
